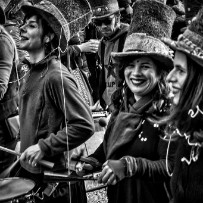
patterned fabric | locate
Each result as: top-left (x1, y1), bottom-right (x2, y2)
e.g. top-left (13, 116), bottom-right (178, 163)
top-left (49, 0), bottom-right (92, 38)
top-left (71, 68), bottom-right (93, 106)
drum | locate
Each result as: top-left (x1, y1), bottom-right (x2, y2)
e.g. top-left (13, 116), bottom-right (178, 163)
top-left (0, 177), bottom-right (35, 203)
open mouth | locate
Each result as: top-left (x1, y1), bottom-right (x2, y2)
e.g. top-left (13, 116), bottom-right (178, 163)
top-left (130, 78), bottom-right (146, 86)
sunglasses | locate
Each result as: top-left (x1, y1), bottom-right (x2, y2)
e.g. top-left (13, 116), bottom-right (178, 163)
top-left (93, 16), bottom-right (115, 26)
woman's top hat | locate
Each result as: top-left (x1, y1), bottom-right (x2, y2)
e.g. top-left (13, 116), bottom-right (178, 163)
top-left (111, 0), bottom-right (176, 70)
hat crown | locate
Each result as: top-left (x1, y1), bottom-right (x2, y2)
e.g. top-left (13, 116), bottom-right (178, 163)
top-left (128, 0), bottom-right (176, 39)
top-left (48, 0), bottom-right (92, 37)
top-left (88, 0), bottom-right (120, 18)
top-left (88, 0), bottom-right (119, 8)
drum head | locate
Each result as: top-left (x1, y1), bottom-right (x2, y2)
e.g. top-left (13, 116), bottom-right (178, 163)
top-left (0, 177), bottom-right (35, 202)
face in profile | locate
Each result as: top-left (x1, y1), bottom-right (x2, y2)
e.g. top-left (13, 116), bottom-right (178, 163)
top-left (124, 57), bottom-right (159, 101)
top-left (166, 51), bottom-right (188, 105)
top-left (93, 14), bottom-right (118, 37)
top-left (19, 15), bottom-right (44, 52)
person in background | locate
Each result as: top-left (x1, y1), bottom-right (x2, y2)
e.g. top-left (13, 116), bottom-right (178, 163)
top-left (80, 22), bottom-right (103, 104)
top-left (13, 1), bottom-right (94, 202)
top-left (0, 3), bottom-right (19, 174)
top-left (76, 1), bottom-right (176, 202)
top-left (117, 0), bottom-right (133, 24)
top-left (88, 0), bottom-right (129, 113)
top-left (162, 6), bottom-right (203, 203)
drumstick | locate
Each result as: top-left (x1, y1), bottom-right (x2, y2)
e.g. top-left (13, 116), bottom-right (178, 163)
top-left (44, 171), bottom-right (98, 182)
top-left (0, 158), bottom-right (20, 178)
top-left (0, 146), bottom-right (54, 169)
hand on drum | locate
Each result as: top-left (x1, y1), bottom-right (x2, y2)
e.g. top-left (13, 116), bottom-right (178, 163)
top-left (98, 161), bottom-right (117, 185)
top-left (75, 161), bottom-right (94, 176)
top-left (20, 144), bottom-right (44, 167)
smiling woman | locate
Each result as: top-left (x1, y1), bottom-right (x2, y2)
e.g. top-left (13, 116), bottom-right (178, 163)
top-left (124, 57), bottom-right (159, 101)
top-left (75, 1), bottom-right (177, 203)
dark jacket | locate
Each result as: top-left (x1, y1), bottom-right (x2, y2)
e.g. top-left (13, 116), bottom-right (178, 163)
top-left (19, 56), bottom-right (94, 173)
top-left (171, 138), bottom-right (203, 203)
top-left (90, 88), bottom-right (175, 203)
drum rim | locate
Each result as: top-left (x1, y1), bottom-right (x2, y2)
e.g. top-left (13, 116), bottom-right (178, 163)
top-left (0, 177), bottom-right (35, 201)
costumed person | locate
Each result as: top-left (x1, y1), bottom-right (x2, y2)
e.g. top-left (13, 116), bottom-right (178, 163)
top-left (162, 6), bottom-right (203, 203)
top-left (12, 1), bottom-right (94, 202)
top-left (76, 0), bottom-right (176, 203)
top-left (88, 0), bottom-right (129, 112)
top-left (0, 3), bottom-right (19, 173)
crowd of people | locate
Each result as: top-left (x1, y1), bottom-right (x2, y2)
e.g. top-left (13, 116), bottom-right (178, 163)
top-left (0, 0), bottom-right (203, 203)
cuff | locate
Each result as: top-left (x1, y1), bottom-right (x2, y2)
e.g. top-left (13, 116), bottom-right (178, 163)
top-left (121, 156), bottom-right (138, 177)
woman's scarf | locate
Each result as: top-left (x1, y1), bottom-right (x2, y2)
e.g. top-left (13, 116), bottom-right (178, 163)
top-left (104, 88), bottom-right (155, 159)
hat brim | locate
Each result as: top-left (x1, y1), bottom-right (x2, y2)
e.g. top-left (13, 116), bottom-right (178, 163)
top-left (21, 4), bottom-right (69, 52)
top-left (111, 51), bottom-right (173, 70)
top-left (162, 37), bottom-right (203, 67)
top-left (0, 6), bottom-right (5, 24)
top-left (92, 8), bottom-right (125, 20)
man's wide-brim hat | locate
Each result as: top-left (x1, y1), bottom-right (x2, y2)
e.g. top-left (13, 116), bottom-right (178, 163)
top-left (162, 6), bottom-right (203, 67)
top-left (111, 0), bottom-right (176, 70)
top-left (88, 0), bottom-right (124, 19)
top-left (21, 0), bottom-right (92, 52)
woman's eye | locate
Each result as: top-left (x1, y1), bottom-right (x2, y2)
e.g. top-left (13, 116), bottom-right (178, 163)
top-left (29, 24), bottom-right (36, 28)
top-left (178, 68), bottom-right (185, 74)
top-left (141, 65), bottom-right (150, 69)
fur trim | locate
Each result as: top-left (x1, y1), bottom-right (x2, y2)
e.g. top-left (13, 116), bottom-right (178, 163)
top-left (112, 33), bottom-right (173, 69)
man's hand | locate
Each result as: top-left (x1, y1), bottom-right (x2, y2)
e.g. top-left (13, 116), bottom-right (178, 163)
top-left (20, 144), bottom-right (44, 167)
top-left (78, 40), bottom-right (100, 53)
